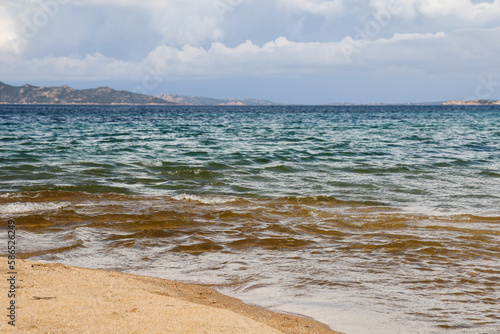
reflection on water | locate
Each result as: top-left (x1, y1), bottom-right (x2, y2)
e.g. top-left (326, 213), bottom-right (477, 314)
top-left (1, 191), bottom-right (499, 333)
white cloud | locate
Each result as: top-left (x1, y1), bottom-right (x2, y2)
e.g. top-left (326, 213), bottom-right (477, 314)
top-left (0, 0), bottom-right (76, 54)
top-left (73, 0), bottom-right (235, 46)
top-left (0, 6), bottom-right (20, 53)
top-left (369, 0), bottom-right (500, 23)
top-left (0, 0), bottom-right (228, 56)
top-left (1, 52), bottom-right (137, 81)
top-left (143, 37), bottom-right (349, 78)
top-left (3, 0), bottom-right (500, 58)
top-left (278, 0), bottom-right (345, 17)
top-left (4, 25), bottom-right (499, 83)
top-left (355, 27), bottom-right (500, 76)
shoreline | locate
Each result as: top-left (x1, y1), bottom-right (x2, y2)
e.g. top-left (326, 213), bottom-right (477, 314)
top-left (0, 257), bottom-right (340, 333)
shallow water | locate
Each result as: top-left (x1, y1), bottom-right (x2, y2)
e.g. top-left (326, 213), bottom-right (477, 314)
top-left (1, 105), bottom-right (499, 333)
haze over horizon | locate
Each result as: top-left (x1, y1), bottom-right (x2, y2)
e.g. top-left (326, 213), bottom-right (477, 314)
top-left (1, 0), bottom-right (500, 104)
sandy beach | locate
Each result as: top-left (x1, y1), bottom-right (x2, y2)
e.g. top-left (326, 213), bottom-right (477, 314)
top-left (0, 257), bottom-right (339, 333)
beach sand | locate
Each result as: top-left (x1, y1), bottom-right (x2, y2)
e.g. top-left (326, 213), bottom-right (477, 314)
top-left (1, 258), bottom-right (339, 333)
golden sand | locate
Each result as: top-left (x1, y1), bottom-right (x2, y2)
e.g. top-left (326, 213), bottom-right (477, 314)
top-left (1, 258), bottom-right (340, 333)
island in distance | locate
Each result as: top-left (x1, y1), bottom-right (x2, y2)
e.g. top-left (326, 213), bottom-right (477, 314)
top-left (443, 100), bottom-right (500, 105)
top-left (0, 81), bottom-right (177, 105)
top-left (156, 93), bottom-right (277, 106)
top-left (0, 81), bottom-right (276, 106)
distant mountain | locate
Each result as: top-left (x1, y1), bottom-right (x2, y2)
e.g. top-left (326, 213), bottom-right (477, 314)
top-left (0, 82), bottom-right (177, 105)
top-left (157, 93), bottom-right (277, 106)
top-left (7, 81), bottom-right (489, 106)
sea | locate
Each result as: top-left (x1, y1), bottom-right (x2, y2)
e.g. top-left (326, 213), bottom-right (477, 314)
top-left (0, 104), bottom-right (499, 333)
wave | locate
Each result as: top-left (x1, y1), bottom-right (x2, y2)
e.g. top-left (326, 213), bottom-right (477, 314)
top-left (172, 194), bottom-right (239, 204)
top-left (1, 190), bottom-right (498, 218)
top-left (0, 201), bottom-right (71, 214)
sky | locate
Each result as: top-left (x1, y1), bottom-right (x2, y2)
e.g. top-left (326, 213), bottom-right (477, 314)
top-left (1, 0), bottom-right (500, 104)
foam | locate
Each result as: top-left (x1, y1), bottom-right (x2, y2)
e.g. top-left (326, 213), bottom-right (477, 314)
top-left (0, 202), bottom-right (71, 214)
top-left (172, 194), bottom-right (236, 204)
top-left (142, 160), bottom-right (163, 167)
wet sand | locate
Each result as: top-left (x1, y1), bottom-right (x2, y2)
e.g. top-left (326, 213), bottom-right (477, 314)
top-left (0, 257), bottom-right (339, 333)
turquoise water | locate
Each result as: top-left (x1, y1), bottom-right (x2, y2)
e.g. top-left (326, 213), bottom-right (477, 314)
top-left (1, 105), bottom-right (499, 333)
top-left (1, 105), bottom-right (499, 213)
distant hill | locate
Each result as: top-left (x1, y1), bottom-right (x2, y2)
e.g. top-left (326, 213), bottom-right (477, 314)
top-left (7, 81), bottom-right (490, 106)
top-left (0, 82), bottom-right (177, 105)
top-left (444, 100), bottom-right (500, 105)
top-left (157, 93), bottom-right (277, 106)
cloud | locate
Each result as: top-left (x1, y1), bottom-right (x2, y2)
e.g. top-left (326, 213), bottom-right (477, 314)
top-left (278, 0), bottom-right (345, 17)
top-left (0, 0), bottom-right (77, 54)
top-left (3, 25), bottom-right (499, 83)
top-left (143, 37), bottom-right (349, 78)
top-left (0, 5), bottom-right (20, 53)
top-left (3, 0), bottom-right (500, 59)
top-left (0, 0), bottom-right (228, 57)
top-left (0, 52), bottom-right (137, 81)
top-left (353, 27), bottom-right (500, 76)
top-left (369, 0), bottom-right (500, 23)
top-left (71, 0), bottom-right (247, 46)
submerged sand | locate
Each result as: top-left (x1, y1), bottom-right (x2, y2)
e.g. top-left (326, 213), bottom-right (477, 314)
top-left (0, 258), bottom-right (339, 333)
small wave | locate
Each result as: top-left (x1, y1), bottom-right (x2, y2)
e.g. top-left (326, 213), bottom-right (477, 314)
top-left (170, 241), bottom-right (224, 254)
top-left (21, 185), bottom-right (133, 194)
top-left (140, 160), bottom-right (163, 167)
top-left (279, 195), bottom-right (383, 206)
top-left (479, 170), bottom-right (500, 178)
top-left (172, 194), bottom-right (237, 204)
top-left (0, 201), bottom-right (71, 214)
top-left (172, 168), bottom-right (216, 178)
top-left (228, 237), bottom-right (312, 250)
top-left (263, 165), bottom-right (296, 173)
top-left (18, 241), bottom-right (84, 258)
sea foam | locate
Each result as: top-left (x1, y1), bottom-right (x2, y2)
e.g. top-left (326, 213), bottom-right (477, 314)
top-left (0, 202), bottom-right (71, 214)
top-left (172, 194), bottom-right (236, 204)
